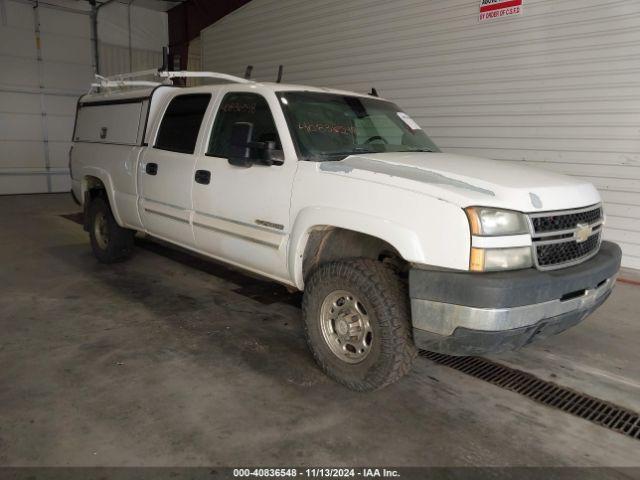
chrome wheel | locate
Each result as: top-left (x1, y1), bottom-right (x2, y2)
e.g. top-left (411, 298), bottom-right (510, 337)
top-left (319, 290), bottom-right (373, 364)
top-left (93, 211), bottom-right (110, 250)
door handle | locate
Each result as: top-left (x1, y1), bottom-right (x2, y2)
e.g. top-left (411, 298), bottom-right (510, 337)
top-left (195, 169), bottom-right (211, 185)
top-left (146, 163), bottom-right (158, 175)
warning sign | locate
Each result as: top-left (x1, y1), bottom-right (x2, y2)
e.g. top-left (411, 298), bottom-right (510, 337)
top-left (479, 0), bottom-right (523, 22)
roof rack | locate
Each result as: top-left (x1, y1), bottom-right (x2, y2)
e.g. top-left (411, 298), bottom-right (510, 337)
top-left (89, 69), bottom-right (253, 94)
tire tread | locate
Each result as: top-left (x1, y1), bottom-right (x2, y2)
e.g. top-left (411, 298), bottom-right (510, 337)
top-left (88, 195), bottom-right (134, 264)
top-left (302, 258), bottom-right (416, 391)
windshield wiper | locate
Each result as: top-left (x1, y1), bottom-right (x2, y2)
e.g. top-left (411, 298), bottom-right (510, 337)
top-left (403, 148), bottom-right (435, 153)
top-left (316, 147), bottom-right (378, 157)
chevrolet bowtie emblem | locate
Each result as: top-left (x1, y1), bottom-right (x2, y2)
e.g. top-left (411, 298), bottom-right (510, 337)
top-left (575, 223), bottom-right (592, 243)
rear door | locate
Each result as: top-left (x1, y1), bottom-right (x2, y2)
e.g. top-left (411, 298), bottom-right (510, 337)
top-left (139, 93), bottom-right (211, 247)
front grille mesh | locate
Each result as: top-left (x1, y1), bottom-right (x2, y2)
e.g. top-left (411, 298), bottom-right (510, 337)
top-left (532, 206), bottom-right (602, 234)
top-left (530, 205), bottom-right (603, 269)
top-left (536, 233), bottom-right (601, 267)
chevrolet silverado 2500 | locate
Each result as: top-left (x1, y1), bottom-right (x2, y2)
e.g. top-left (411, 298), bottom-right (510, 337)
top-left (70, 70), bottom-right (622, 391)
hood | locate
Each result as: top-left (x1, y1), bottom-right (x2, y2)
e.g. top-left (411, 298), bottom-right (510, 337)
top-left (317, 152), bottom-right (601, 212)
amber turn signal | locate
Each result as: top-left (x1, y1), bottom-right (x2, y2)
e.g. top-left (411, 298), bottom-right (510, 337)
top-left (469, 248), bottom-right (485, 272)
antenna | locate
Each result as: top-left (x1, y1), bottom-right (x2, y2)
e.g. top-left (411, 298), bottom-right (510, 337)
top-left (244, 65), bottom-right (253, 80)
top-left (369, 87), bottom-right (379, 97)
top-left (276, 65), bottom-right (284, 83)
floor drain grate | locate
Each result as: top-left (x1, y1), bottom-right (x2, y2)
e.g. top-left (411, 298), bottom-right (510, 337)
top-left (420, 350), bottom-right (640, 441)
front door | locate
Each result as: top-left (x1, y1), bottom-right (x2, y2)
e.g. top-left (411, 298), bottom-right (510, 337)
top-left (192, 91), bottom-right (297, 283)
top-left (139, 93), bottom-right (211, 247)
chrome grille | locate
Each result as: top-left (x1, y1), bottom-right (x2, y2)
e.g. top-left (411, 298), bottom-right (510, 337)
top-left (536, 232), bottom-right (601, 267)
top-left (529, 204), bottom-right (603, 270)
top-left (531, 206), bottom-right (602, 234)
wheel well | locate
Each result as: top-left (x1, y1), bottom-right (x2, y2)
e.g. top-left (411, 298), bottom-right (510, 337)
top-left (302, 227), bottom-right (408, 280)
top-left (84, 175), bottom-right (106, 199)
top-left (82, 176), bottom-right (107, 231)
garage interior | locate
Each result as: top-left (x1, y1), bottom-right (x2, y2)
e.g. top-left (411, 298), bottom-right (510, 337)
top-left (1, 0), bottom-right (640, 474)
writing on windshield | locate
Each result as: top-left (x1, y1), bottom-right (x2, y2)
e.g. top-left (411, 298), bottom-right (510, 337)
top-left (278, 91), bottom-right (440, 161)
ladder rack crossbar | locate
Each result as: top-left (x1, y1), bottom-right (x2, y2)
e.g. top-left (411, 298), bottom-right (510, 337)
top-left (87, 70), bottom-right (254, 95)
top-left (93, 70), bottom-right (253, 87)
top-left (91, 80), bottom-right (161, 88)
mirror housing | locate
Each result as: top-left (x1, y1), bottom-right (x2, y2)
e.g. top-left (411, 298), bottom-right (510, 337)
top-left (227, 122), bottom-right (284, 167)
top-left (252, 141), bottom-right (284, 166)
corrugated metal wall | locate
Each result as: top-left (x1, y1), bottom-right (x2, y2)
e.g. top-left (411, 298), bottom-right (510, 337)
top-left (186, 36), bottom-right (202, 86)
top-left (201, 0), bottom-right (640, 269)
top-left (0, 0), bottom-right (166, 195)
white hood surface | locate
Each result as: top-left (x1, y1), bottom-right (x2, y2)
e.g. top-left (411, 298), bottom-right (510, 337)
top-left (318, 153), bottom-right (601, 213)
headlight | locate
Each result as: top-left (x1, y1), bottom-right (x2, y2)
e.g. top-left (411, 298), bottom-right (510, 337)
top-left (466, 207), bottom-right (532, 271)
top-left (470, 247), bottom-right (532, 272)
top-left (465, 207), bottom-right (529, 236)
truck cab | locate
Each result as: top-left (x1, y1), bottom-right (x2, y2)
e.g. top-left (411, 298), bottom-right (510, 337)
top-left (71, 70), bottom-right (621, 391)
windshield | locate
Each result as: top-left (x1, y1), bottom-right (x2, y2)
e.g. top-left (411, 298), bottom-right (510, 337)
top-left (277, 91), bottom-right (440, 161)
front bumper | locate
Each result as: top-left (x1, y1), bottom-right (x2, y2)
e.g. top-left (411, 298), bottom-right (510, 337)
top-left (410, 241), bottom-right (622, 355)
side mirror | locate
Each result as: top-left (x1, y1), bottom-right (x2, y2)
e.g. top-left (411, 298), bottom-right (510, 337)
top-left (228, 122), bottom-right (284, 167)
top-left (255, 141), bottom-right (284, 166)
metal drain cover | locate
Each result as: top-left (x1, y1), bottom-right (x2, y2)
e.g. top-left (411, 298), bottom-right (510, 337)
top-left (420, 350), bottom-right (640, 441)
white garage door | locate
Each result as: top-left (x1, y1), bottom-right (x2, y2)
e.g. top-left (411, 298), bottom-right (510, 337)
top-left (0, 0), bottom-right (167, 196)
top-left (201, 0), bottom-right (640, 269)
top-left (0, 0), bottom-right (92, 194)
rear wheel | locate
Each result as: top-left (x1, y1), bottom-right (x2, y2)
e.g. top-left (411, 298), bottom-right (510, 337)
top-left (88, 195), bottom-right (134, 263)
top-left (302, 259), bottom-right (416, 391)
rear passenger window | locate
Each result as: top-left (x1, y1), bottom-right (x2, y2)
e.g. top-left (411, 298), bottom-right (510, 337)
top-left (155, 94), bottom-right (211, 154)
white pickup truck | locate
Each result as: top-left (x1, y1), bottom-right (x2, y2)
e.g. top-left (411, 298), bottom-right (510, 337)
top-left (70, 70), bottom-right (621, 391)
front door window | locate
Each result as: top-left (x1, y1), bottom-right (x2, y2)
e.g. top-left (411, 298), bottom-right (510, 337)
top-left (208, 92), bottom-right (283, 164)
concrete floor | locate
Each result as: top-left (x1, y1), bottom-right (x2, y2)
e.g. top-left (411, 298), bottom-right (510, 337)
top-left (0, 193), bottom-right (639, 467)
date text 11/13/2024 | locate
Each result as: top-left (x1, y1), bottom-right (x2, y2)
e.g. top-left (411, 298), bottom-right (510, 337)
top-left (232, 468), bottom-right (401, 478)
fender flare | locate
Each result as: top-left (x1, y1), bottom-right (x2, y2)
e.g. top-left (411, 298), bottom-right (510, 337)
top-left (80, 167), bottom-right (124, 227)
top-left (287, 206), bottom-right (426, 289)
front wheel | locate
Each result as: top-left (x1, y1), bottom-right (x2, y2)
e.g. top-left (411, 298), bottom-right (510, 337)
top-left (302, 259), bottom-right (417, 391)
top-left (88, 195), bottom-right (134, 264)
